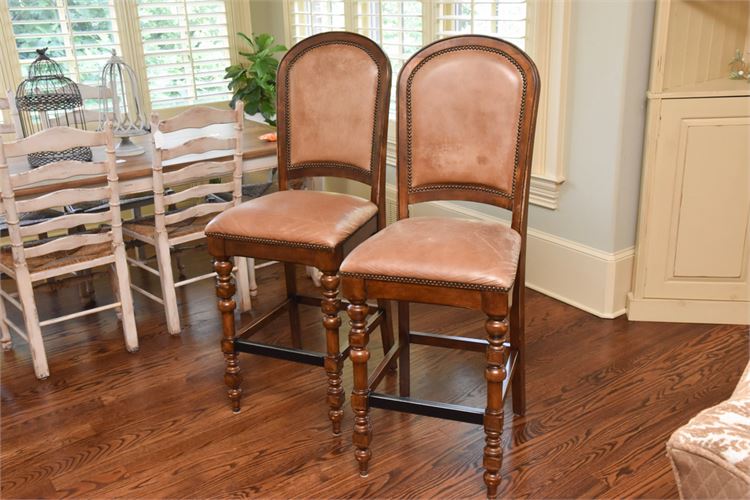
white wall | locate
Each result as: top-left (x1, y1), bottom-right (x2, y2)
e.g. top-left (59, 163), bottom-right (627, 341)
top-left (249, 0), bottom-right (287, 47)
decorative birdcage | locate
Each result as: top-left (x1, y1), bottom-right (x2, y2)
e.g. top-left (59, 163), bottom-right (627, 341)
top-left (99, 50), bottom-right (149, 156)
top-left (15, 48), bottom-right (91, 167)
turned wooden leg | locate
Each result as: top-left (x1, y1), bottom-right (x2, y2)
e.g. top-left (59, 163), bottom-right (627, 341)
top-left (215, 258), bottom-right (242, 413)
top-left (483, 315), bottom-right (508, 499)
top-left (321, 271), bottom-right (344, 435)
top-left (348, 296), bottom-right (371, 476)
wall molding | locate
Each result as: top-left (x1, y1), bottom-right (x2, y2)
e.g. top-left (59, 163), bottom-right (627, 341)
top-left (386, 186), bottom-right (634, 319)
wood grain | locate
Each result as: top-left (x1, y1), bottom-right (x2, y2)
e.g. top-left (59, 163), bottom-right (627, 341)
top-left (1, 247), bottom-right (747, 498)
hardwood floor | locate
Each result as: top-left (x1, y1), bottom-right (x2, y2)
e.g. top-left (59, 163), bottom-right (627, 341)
top-left (1, 248), bottom-right (748, 498)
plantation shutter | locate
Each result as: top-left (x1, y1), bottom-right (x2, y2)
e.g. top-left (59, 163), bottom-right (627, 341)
top-left (287, 0), bottom-right (346, 44)
top-left (136, 0), bottom-right (233, 109)
top-left (434, 0), bottom-right (527, 49)
top-left (8, 0), bottom-right (122, 85)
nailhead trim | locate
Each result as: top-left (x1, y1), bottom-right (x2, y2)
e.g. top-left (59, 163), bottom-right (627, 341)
top-left (340, 271), bottom-right (512, 293)
top-left (284, 40), bottom-right (385, 180)
top-left (289, 161), bottom-right (372, 178)
top-left (405, 45), bottom-right (528, 201)
top-left (205, 232), bottom-right (333, 251)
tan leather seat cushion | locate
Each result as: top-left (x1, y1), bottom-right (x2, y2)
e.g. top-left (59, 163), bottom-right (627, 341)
top-left (205, 190), bottom-right (378, 249)
top-left (340, 217), bottom-right (521, 291)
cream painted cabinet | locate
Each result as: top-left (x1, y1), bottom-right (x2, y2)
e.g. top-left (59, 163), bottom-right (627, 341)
top-left (628, 0), bottom-right (750, 324)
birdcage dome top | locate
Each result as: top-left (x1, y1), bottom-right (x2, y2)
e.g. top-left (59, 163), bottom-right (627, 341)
top-left (27, 48), bottom-right (65, 78)
top-left (16, 47), bottom-right (83, 112)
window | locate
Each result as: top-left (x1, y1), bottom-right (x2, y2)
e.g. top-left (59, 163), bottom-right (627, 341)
top-left (288, 0), bottom-right (346, 44)
top-left (434, 0), bottom-right (526, 48)
top-left (1, 0), bottom-right (251, 113)
top-left (8, 0), bottom-right (121, 85)
top-left (285, 0), bottom-right (570, 208)
top-left (136, 0), bottom-right (233, 109)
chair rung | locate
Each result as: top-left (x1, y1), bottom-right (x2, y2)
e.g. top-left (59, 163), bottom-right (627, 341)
top-left (127, 257), bottom-right (161, 277)
top-left (237, 297), bottom-right (291, 339)
top-left (368, 340), bottom-right (399, 389)
top-left (0, 289), bottom-right (22, 311)
top-left (369, 392), bottom-right (485, 425)
top-left (295, 295), bottom-right (379, 315)
top-left (409, 331), bottom-right (489, 353)
top-left (4, 317), bottom-right (27, 340)
top-left (234, 339), bottom-right (325, 366)
top-left (130, 284), bottom-right (164, 304)
top-left (174, 271), bottom-right (215, 288)
top-left (38, 301), bottom-right (121, 327)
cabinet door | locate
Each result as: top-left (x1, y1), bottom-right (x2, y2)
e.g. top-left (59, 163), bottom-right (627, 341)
top-left (644, 97), bottom-right (750, 301)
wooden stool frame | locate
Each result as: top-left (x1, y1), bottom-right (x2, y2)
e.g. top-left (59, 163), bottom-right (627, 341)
top-left (207, 32), bottom-right (394, 435)
top-left (340, 35), bottom-right (540, 498)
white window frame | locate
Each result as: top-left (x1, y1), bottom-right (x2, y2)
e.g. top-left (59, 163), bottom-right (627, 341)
top-left (0, 0), bottom-right (254, 116)
top-left (283, 0), bottom-right (570, 209)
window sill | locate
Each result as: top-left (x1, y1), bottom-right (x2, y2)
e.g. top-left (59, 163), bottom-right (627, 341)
top-left (529, 174), bottom-right (565, 210)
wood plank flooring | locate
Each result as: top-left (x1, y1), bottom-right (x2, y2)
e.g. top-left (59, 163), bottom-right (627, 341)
top-left (1, 248), bottom-right (748, 498)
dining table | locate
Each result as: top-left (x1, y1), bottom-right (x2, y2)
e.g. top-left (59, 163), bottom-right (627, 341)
top-left (6, 120), bottom-right (278, 199)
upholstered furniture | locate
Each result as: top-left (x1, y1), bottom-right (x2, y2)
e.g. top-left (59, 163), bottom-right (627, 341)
top-left (667, 361), bottom-right (750, 499)
top-left (0, 125), bottom-right (139, 379)
top-left (123, 104), bottom-right (252, 335)
top-left (339, 35), bottom-right (540, 498)
top-left (205, 31), bottom-right (393, 435)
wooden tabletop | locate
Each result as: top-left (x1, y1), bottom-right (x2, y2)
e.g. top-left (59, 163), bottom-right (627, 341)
top-left (9, 120), bottom-right (278, 198)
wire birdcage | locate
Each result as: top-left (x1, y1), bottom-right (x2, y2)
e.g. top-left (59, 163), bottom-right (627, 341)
top-left (15, 48), bottom-right (91, 167)
top-left (99, 50), bottom-right (149, 156)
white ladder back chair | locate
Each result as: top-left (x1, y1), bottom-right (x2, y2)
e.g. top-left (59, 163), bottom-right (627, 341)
top-left (76, 83), bottom-right (113, 128)
top-left (0, 90), bottom-right (23, 138)
top-left (122, 102), bottom-right (251, 335)
top-left (0, 125), bottom-right (139, 379)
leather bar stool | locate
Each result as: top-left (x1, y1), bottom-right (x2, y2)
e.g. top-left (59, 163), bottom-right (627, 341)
top-left (205, 32), bottom-right (394, 435)
top-left (339, 35), bottom-right (540, 497)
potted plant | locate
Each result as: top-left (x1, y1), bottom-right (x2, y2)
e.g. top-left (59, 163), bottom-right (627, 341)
top-left (225, 33), bottom-right (286, 126)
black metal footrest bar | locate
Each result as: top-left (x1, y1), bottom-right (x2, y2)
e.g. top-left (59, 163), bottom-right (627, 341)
top-left (367, 346), bottom-right (518, 426)
top-left (369, 392), bottom-right (485, 425)
top-left (234, 339), bottom-right (325, 366)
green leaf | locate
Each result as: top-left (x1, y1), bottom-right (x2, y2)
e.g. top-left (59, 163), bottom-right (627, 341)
top-left (237, 31), bottom-right (256, 51)
top-left (255, 33), bottom-right (273, 51)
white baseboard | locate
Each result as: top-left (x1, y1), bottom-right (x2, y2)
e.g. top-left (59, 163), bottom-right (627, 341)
top-left (626, 294), bottom-right (750, 325)
top-left (399, 193), bottom-right (633, 319)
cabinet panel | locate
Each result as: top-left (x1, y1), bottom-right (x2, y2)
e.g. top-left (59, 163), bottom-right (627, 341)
top-left (644, 97), bottom-right (750, 301)
top-left (673, 118), bottom-right (749, 278)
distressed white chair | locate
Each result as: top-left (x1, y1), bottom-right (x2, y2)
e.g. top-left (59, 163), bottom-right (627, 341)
top-left (0, 90), bottom-right (69, 286)
top-left (76, 83), bottom-right (113, 128)
top-left (123, 103), bottom-right (252, 335)
top-left (0, 125), bottom-right (139, 379)
top-left (0, 90), bottom-right (23, 138)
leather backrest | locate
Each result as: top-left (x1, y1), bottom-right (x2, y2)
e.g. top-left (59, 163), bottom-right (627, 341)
top-left (397, 35), bottom-right (540, 218)
top-left (277, 32), bottom-right (391, 192)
